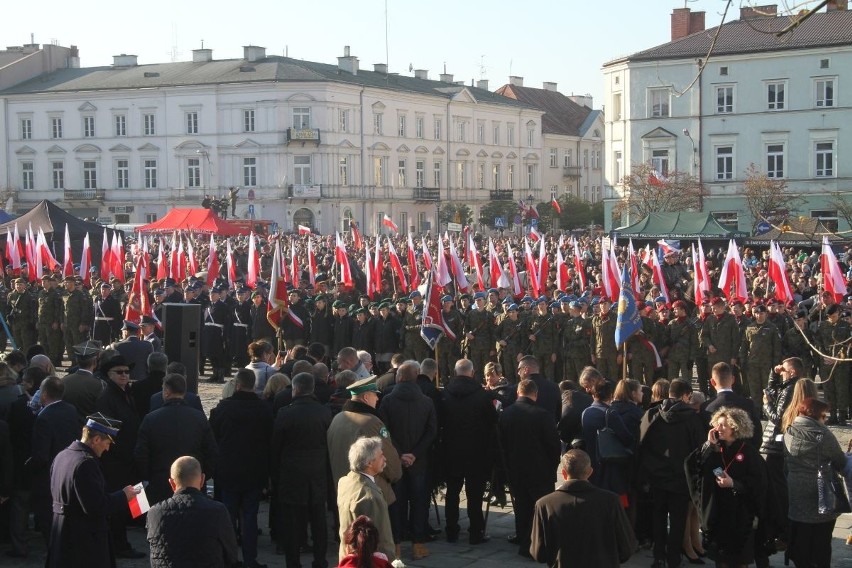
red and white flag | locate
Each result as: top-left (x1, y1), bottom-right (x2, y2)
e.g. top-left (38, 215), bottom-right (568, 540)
top-left (529, 226), bottom-right (542, 242)
top-left (350, 221), bottom-right (363, 251)
top-left (628, 239), bottom-right (643, 301)
top-left (406, 233), bottom-right (419, 292)
top-left (524, 237), bottom-right (540, 298)
top-left (128, 483), bottom-right (150, 519)
top-left (650, 248), bottom-right (670, 304)
top-left (155, 239), bottom-right (167, 281)
top-left (291, 241), bottom-right (300, 286)
top-left (247, 232), bottom-right (259, 288)
top-left (556, 236), bottom-right (569, 291)
top-left (298, 225), bottom-right (312, 235)
top-left (488, 238), bottom-right (507, 289)
top-left (79, 233), bottom-right (92, 287)
top-left (436, 236), bottom-right (452, 288)
top-left (206, 234), bottom-right (220, 288)
top-left (37, 228), bottom-right (58, 272)
top-left (62, 224), bottom-right (74, 278)
top-left (601, 242), bottom-right (621, 303)
top-left (335, 232), bottom-right (353, 288)
top-left (470, 231), bottom-right (485, 292)
top-left (225, 239), bottom-right (237, 288)
top-left (186, 238), bottom-right (198, 276)
top-left (6, 227), bottom-right (21, 272)
top-left (693, 239), bottom-right (711, 306)
top-left (718, 239), bottom-right (747, 302)
top-left (167, 233), bottom-right (178, 282)
top-left (504, 242), bottom-right (523, 297)
top-left (382, 214), bottom-right (399, 233)
top-left (551, 196), bottom-right (562, 215)
top-left (572, 238), bottom-right (587, 291)
top-left (267, 241), bottom-right (293, 330)
top-left (365, 242), bottom-right (374, 299)
top-left (821, 236), bottom-right (847, 304)
top-left (448, 237), bottom-right (470, 294)
top-left (420, 236), bottom-right (433, 272)
top-left (387, 236), bottom-right (408, 292)
top-left (537, 236), bottom-right (549, 296)
top-left (649, 170), bottom-right (668, 187)
top-left (174, 235), bottom-right (185, 283)
top-left (373, 235), bottom-right (383, 296)
top-left (768, 240), bottom-right (794, 303)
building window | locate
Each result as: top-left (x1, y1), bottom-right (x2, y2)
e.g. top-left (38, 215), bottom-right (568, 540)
top-left (116, 159), bottom-right (129, 189)
top-left (293, 107), bottom-right (311, 129)
top-left (612, 93), bottom-right (622, 121)
top-left (614, 151), bottom-right (623, 182)
top-left (816, 79), bottom-right (835, 107)
top-left (397, 159), bottom-right (406, 187)
top-left (20, 117), bottom-right (32, 140)
top-left (374, 113), bottom-right (383, 135)
top-left (648, 88), bottom-right (670, 118)
top-left (767, 82), bottom-right (785, 110)
top-left (564, 150), bottom-right (572, 167)
top-left (415, 116), bottom-right (424, 139)
top-left (243, 109), bottom-right (255, 133)
top-left (811, 209), bottom-right (839, 232)
top-left (455, 162), bottom-right (465, 188)
top-left (398, 115), bottom-right (406, 137)
top-left (415, 160), bottom-right (425, 188)
top-left (144, 159), bottom-right (157, 189)
top-left (373, 157), bottom-right (385, 186)
top-left (527, 128), bottom-right (535, 148)
top-left (51, 161), bottom-right (64, 189)
top-left (339, 157), bottom-right (349, 186)
top-left (433, 161), bottom-right (442, 188)
top-left (294, 155), bottom-right (312, 185)
top-left (400, 212), bottom-right (408, 233)
top-left (549, 148), bottom-right (558, 168)
top-left (434, 118), bottom-right (441, 140)
top-left (820, 59), bottom-right (830, 69)
top-left (651, 149), bottom-right (669, 176)
top-left (715, 146), bottom-right (734, 180)
top-left (187, 158), bottom-right (201, 188)
top-left (185, 112), bottom-right (199, 135)
top-left (143, 113), bottom-right (156, 136)
top-left (83, 116), bottom-right (95, 138)
top-left (507, 123), bottom-right (515, 146)
top-left (815, 141), bottom-right (834, 177)
top-left (82, 161), bottom-right (97, 190)
top-left (594, 150), bottom-right (602, 169)
top-left (526, 164), bottom-right (536, 189)
top-left (478, 163), bottom-right (485, 189)
top-left (456, 121), bottom-right (466, 143)
top-left (507, 164), bottom-right (515, 190)
top-left (21, 161), bottom-right (34, 190)
top-left (716, 86), bottom-right (734, 114)
top-left (766, 144), bottom-right (784, 178)
top-left (583, 150), bottom-right (589, 168)
top-left (339, 109), bottom-right (349, 133)
top-left (477, 121), bottom-right (485, 144)
top-left (492, 164), bottom-right (500, 189)
top-left (243, 157), bottom-right (257, 187)
top-left (493, 124), bottom-right (500, 145)
top-left (712, 211), bottom-right (739, 230)
top-left (51, 117), bottom-right (63, 139)
top-left (145, 213), bottom-right (158, 223)
top-left (418, 211), bottom-right (427, 233)
top-left (114, 115), bottom-right (126, 137)
top-left (115, 214), bottom-right (130, 224)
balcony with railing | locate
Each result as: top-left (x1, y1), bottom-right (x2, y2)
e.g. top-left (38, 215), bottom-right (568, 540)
top-left (563, 166), bottom-right (582, 178)
top-left (287, 184), bottom-right (325, 199)
top-left (286, 128), bottom-right (321, 144)
top-left (489, 189), bottom-right (514, 201)
top-left (64, 188), bottom-right (105, 201)
top-left (413, 187), bottom-right (440, 201)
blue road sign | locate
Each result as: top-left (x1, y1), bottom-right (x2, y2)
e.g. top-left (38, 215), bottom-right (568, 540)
top-left (495, 217), bottom-right (506, 228)
top-left (756, 221), bottom-right (771, 234)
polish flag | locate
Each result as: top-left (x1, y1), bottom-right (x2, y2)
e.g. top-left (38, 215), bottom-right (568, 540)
top-left (168, 233), bottom-right (178, 282)
top-left (79, 233), bottom-right (91, 287)
top-left (406, 233), bottom-right (419, 292)
top-left (649, 170), bottom-right (668, 187)
top-left (174, 236), bottom-right (185, 282)
top-left (693, 239), bottom-right (711, 306)
top-left (128, 483), bottom-right (150, 519)
top-left (601, 243), bottom-right (621, 303)
top-left (628, 239), bottom-right (643, 301)
top-left (32, 231), bottom-right (43, 280)
top-left (280, 243), bottom-right (291, 285)
top-left (504, 242), bottom-right (523, 297)
top-left (62, 225), bottom-right (74, 278)
top-left (350, 221), bottom-right (363, 251)
top-left (124, 254), bottom-right (148, 323)
top-left (6, 227), bottom-right (21, 272)
top-left (247, 232), bottom-right (259, 288)
top-left (650, 248), bottom-right (670, 304)
top-left (372, 235), bottom-right (383, 296)
top-left (267, 241), bottom-right (292, 330)
top-left (307, 238), bottom-right (317, 286)
top-left (155, 239), bottom-right (167, 281)
top-left (436, 236), bottom-right (452, 288)
top-left (448, 237), bottom-right (470, 294)
top-left (537, 236), bottom-right (549, 295)
top-left (529, 226), bottom-right (542, 243)
top-left (186, 238), bottom-right (198, 276)
top-left (420, 236), bottom-right (433, 272)
top-left (556, 237), bottom-right (570, 292)
top-left (365, 243), bottom-right (374, 299)
top-left (225, 239), bottom-right (237, 288)
top-left (488, 238), bottom-right (507, 289)
top-left (37, 228), bottom-right (58, 271)
top-left (13, 224), bottom-right (24, 273)
top-left (25, 227), bottom-right (36, 281)
top-left (768, 240), bottom-right (794, 303)
top-left (470, 232), bottom-right (485, 292)
top-left (206, 234), bottom-right (220, 288)
top-left (572, 238), bottom-right (587, 291)
top-left (821, 236), bottom-right (847, 304)
top-left (298, 225), bottom-right (312, 235)
top-left (524, 237), bottom-right (540, 298)
top-left (717, 239), bottom-right (747, 302)
top-left (551, 196), bottom-right (562, 215)
top-left (387, 236), bottom-right (408, 292)
top-left (291, 241), bottom-right (300, 286)
top-left (382, 214), bottom-right (399, 233)
top-left (335, 232), bottom-right (353, 288)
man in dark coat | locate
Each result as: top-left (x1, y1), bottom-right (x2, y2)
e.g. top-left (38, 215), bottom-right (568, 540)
top-left (147, 455), bottom-right (239, 568)
top-left (378, 360), bottom-right (438, 559)
top-left (516, 355), bottom-right (561, 423)
top-left (331, 301), bottom-right (353, 357)
top-left (48, 413), bottom-right (137, 568)
top-left (6, 368), bottom-right (41, 558)
top-left (250, 291), bottom-right (276, 345)
top-left (94, 354), bottom-right (145, 559)
top-left (28, 377), bottom-right (81, 542)
top-left (62, 341), bottom-right (104, 421)
top-left (499, 379), bottom-right (561, 557)
top-left (440, 358), bottom-right (498, 544)
top-left (135, 373), bottom-right (218, 506)
top-left (110, 320), bottom-right (153, 382)
top-left (701, 362), bottom-right (762, 447)
top-left (309, 295), bottom-right (335, 357)
top-left (557, 380), bottom-right (593, 445)
top-left (278, 289), bottom-right (311, 351)
top-left (130, 351), bottom-right (168, 419)
top-left (271, 372), bottom-right (333, 568)
top-left (209, 368), bottom-right (272, 568)
top-left (531, 449), bottom-right (635, 567)
top-left (93, 282), bottom-right (123, 346)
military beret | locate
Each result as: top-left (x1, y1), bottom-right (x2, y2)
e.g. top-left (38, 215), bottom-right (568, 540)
top-left (378, 302), bottom-right (390, 310)
top-left (672, 300), bottom-right (687, 309)
top-left (409, 290), bottom-right (422, 299)
top-left (355, 308), bottom-right (367, 315)
top-left (487, 288), bottom-right (498, 295)
top-left (473, 292), bottom-right (486, 300)
top-left (711, 297), bottom-right (726, 306)
top-left (599, 297), bottom-right (612, 304)
top-left (459, 294), bottom-right (471, 301)
top-left (794, 310), bottom-right (808, 319)
top-left (397, 297), bottom-right (409, 304)
top-left (654, 296), bottom-right (666, 303)
top-left (441, 295), bottom-right (454, 303)
top-left (550, 302), bottom-right (560, 309)
top-left (826, 304), bottom-right (841, 316)
top-left (63, 275), bottom-right (76, 282)
top-left (521, 296), bottom-right (533, 303)
top-left (569, 301), bottom-right (581, 309)
top-left (40, 274), bottom-right (54, 281)
top-left (507, 304), bottom-right (518, 311)
top-left (502, 297), bottom-right (512, 304)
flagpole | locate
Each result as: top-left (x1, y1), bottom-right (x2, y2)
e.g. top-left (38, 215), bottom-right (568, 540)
top-left (622, 343), bottom-right (628, 382)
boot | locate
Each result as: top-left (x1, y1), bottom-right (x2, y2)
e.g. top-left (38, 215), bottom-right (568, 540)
top-left (412, 543), bottom-right (430, 560)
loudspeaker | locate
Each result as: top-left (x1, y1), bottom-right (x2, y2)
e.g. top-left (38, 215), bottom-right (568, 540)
top-left (162, 303), bottom-right (201, 393)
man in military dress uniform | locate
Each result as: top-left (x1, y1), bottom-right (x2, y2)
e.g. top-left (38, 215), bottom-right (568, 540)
top-left (702, 297), bottom-right (740, 395)
top-left (528, 299), bottom-right (560, 381)
top-left (496, 303), bottom-right (526, 383)
top-left (229, 286), bottom-right (252, 368)
top-left (331, 300), bottom-right (353, 359)
top-left (402, 290), bottom-right (429, 363)
top-left (8, 277), bottom-right (36, 352)
top-left (93, 282), bottom-right (123, 347)
top-left (62, 276), bottom-right (93, 367)
top-left (203, 285), bottom-right (232, 382)
top-left (740, 304), bottom-right (781, 406)
top-left (37, 274), bottom-right (65, 366)
top-left (561, 300), bottom-right (592, 383)
top-left (816, 304), bottom-right (850, 424)
top-left (309, 294), bottom-right (334, 362)
top-left (591, 298), bottom-right (619, 381)
top-left (666, 300), bottom-right (697, 381)
top-left (463, 292), bottom-right (495, 381)
top-left (278, 288), bottom-right (311, 352)
top-left (437, 295), bottom-right (464, 383)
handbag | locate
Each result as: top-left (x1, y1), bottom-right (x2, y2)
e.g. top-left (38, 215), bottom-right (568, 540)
top-left (816, 434), bottom-right (852, 515)
top-left (596, 407), bottom-right (633, 463)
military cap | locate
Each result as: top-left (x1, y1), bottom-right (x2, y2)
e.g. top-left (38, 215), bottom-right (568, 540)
top-left (473, 292), bottom-right (486, 300)
top-left (753, 304), bottom-right (768, 314)
top-left (154, 288), bottom-right (166, 296)
top-left (251, 291), bottom-right (263, 299)
top-left (40, 274), bottom-right (54, 281)
top-left (487, 288), bottom-right (498, 295)
top-left (458, 294), bottom-right (471, 301)
top-left (332, 300), bottom-right (346, 308)
top-left (347, 376), bottom-right (380, 396)
top-left (537, 296), bottom-right (548, 304)
top-left (355, 307), bottom-right (367, 315)
top-left (550, 302), bottom-right (560, 309)
top-left (441, 295), bottom-right (453, 303)
top-left (84, 412), bottom-right (122, 439)
top-left (409, 290), bottom-right (422, 299)
top-left (826, 304), bottom-right (841, 316)
top-left (100, 282), bottom-right (112, 289)
top-left (711, 297), bottom-right (726, 306)
top-left (73, 340), bottom-right (102, 361)
top-left (236, 286), bottom-right (250, 295)
top-left (569, 301), bottom-right (581, 309)
top-left (507, 303), bottom-right (518, 312)
top-left (314, 273), bottom-right (329, 284)
top-left (164, 278), bottom-right (176, 287)
top-left (378, 302), bottom-right (390, 310)
top-left (521, 296), bottom-right (533, 303)
top-left (121, 320), bottom-right (140, 331)
top-left (140, 315), bottom-right (158, 326)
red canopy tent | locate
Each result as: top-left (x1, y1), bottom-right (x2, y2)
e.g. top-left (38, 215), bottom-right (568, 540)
top-left (137, 208), bottom-right (246, 236)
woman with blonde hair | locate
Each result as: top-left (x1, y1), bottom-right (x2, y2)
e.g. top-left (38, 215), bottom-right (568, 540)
top-left (780, 378), bottom-right (818, 433)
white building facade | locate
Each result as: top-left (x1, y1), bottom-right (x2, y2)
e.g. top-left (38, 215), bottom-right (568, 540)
top-left (0, 46), bottom-right (544, 235)
top-left (602, 5), bottom-right (852, 232)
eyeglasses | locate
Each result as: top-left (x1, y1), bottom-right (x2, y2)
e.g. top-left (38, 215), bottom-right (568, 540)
top-left (110, 369), bottom-right (130, 375)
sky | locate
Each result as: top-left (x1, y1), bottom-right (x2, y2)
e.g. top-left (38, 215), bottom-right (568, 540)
top-left (0, 1), bottom-right (796, 106)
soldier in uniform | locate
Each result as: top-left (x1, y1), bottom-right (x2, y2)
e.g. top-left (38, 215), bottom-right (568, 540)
top-left (278, 288), bottom-right (311, 352)
top-left (561, 300), bottom-right (592, 383)
top-left (740, 304), bottom-right (781, 406)
top-left (37, 275), bottom-right (65, 367)
top-left (309, 294), bottom-right (334, 361)
top-left (373, 302), bottom-right (401, 375)
top-left (93, 282), bottom-right (123, 347)
top-left (816, 304), bottom-right (851, 424)
top-left (163, 278), bottom-right (184, 304)
top-left (496, 303), bottom-right (526, 384)
top-left (250, 290), bottom-right (276, 346)
top-left (590, 297), bottom-right (619, 381)
top-left (203, 285), bottom-right (232, 382)
top-left (401, 290), bottom-right (428, 363)
top-left (110, 278), bottom-right (129, 313)
top-left (463, 292), bottom-right (495, 381)
top-left (229, 286), bottom-right (252, 368)
top-left (528, 299), bottom-right (560, 381)
top-left (8, 277), bottom-right (36, 352)
top-left (782, 310), bottom-right (816, 376)
top-left (666, 300), bottom-right (696, 381)
top-left (331, 300), bottom-right (353, 358)
top-left (702, 297), bottom-right (740, 394)
top-left (62, 276), bottom-right (93, 367)
top-left (351, 307), bottom-right (375, 355)
top-left (437, 295), bottom-right (464, 384)
top-left (628, 303), bottom-right (659, 386)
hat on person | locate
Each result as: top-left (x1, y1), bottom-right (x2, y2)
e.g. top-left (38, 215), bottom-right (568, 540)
top-left (121, 320), bottom-right (140, 331)
top-left (41, 274), bottom-right (54, 282)
top-left (473, 291), bottom-right (486, 300)
top-left (654, 296), bottom-right (666, 303)
top-left (100, 282), bottom-right (112, 290)
top-left (569, 300), bottom-right (581, 309)
top-left (14, 277), bottom-right (27, 285)
top-left (355, 307), bottom-right (367, 315)
top-left (711, 297), bottom-right (726, 306)
top-left (73, 340), bottom-right (102, 361)
top-left (753, 304), bottom-right (768, 314)
top-left (84, 412), bottom-right (122, 439)
top-left (409, 290), bottom-right (422, 299)
top-left (441, 295), bottom-right (453, 303)
top-left (507, 304), bottom-right (518, 312)
top-left (521, 296), bottom-right (533, 303)
top-left (211, 285), bottom-right (225, 294)
top-left (140, 315), bottom-right (157, 326)
top-left (332, 300), bottom-right (346, 309)
top-left (347, 376), bottom-right (380, 396)
top-left (63, 275), bottom-right (76, 282)
top-left (550, 302), bottom-right (560, 309)
top-left (672, 300), bottom-right (687, 309)
top-left (378, 302), bottom-right (390, 310)
top-left (100, 354), bottom-right (134, 374)
top-left (314, 273), bottom-right (328, 284)
top-left (537, 296), bottom-right (548, 304)
top-left (827, 304), bottom-right (841, 316)
top-left (164, 278), bottom-right (176, 287)
top-left (487, 288), bottom-right (498, 295)
top-left (599, 296), bottom-right (612, 304)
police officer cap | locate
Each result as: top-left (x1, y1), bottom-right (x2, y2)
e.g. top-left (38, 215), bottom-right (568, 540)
top-left (236, 286), bottom-right (250, 295)
top-left (121, 320), bottom-right (140, 331)
top-left (211, 285), bottom-right (225, 294)
top-left (473, 292), bottom-right (486, 300)
top-left (100, 282), bottom-right (112, 289)
top-left (41, 274), bottom-right (54, 281)
top-left (347, 376), bottom-right (380, 396)
top-left (507, 304), bottom-right (518, 311)
top-left (73, 340), bottom-right (102, 360)
top-left (441, 295), bottom-right (454, 303)
top-left (409, 290), bottom-right (422, 299)
top-left (140, 315), bottom-right (157, 325)
top-left (84, 412), bottom-right (121, 439)
top-left (752, 304), bottom-right (768, 314)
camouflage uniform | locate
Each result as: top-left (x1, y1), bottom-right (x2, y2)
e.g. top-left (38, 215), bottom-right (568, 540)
top-left (529, 309), bottom-right (560, 381)
top-left (496, 312), bottom-right (526, 383)
top-left (666, 316), bottom-right (696, 381)
top-left (782, 323), bottom-right (816, 376)
top-left (8, 283), bottom-right (36, 352)
top-left (628, 316), bottom-right (658, 386)
top-left (591, 311), bottom-right (619, 382)
top-left (401, 300), bottom-right (428, 363)
top-left (463, 308), bottom-right (495, 381)
top-left (561, 315), bottom-right (592, 383)
top-left (816, 316), bottom-right (851, 422)
top-left (37, 283), bottom-right (65, 366)
top-left (63, 285), bottom-right (93, 366)
top-left (740, 317), bottom-right (781, 406)
top-left (703, 311), bottom-right (741, 393)
top-left (436, 306), bottom-right (464, 384)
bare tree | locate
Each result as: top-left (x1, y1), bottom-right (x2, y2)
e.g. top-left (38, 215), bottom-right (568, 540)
top-left (612, 163), bottom-right (703, 221)
top-left (827, 192), bottom-right (852, 232)
top-left (742, 163), bottom-right (803, 233)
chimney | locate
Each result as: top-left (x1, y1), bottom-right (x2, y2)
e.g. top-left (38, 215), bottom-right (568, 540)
top-left (569, 94), bottom-right (593, 108)
top-left (243, 45), bottom-right (266, 62)
top-left (740, 4), bottom-right (777, 19)
top-left (112, 54), bottom-right (138, 67)
top-left (192, 48), bottom-right (213, 62)
top-left (414, 69), bottom-right (429, 80)
top-left (671, 8), bottom-right (706, 41)
top-left (440, 72), bottom-right (454, 83)
top-left (476, 79), bottom-right (489, 90)
top-left (542, 81), bottom-right (558, 92)
top-left (827, 0), bottom-right (848, 10)
top-left (337, 46), bottom-right (359, 75)
top-left (69, 45), bottom-right (80, 68)
top-left (373, 63), bottom-right (388, 74)
top-left (509, 75), bottom-right (524, 87)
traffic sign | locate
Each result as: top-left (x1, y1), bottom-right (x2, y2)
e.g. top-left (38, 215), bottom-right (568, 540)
top-left (513, 215), bottom-right (522, 225)
top-left (530, 218), bottom-right (538, 227)
top-left (447, 222), bottom-right (462, 232)
top-left (247, 204), bottom-right (255, 219)
top-left (495, 217), bottom-right (506, 228)
top-left (756, 221), bottom-right (771, 235)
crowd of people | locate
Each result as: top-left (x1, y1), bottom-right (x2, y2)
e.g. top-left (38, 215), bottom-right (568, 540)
top-left (0, 228), bottom-right (850, 567)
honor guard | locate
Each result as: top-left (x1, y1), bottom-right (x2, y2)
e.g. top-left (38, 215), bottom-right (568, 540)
top-left (8, 277), bottom-right (36, 352)
top-left (37, 274), bottom-right (65, 367)
top-left (93, 282), bottom-right (123, 346)
top-left (436, 295), bottom-right (464, 384)
top-left (561, 300), bottom-right (592, 383)
top-left (740, 304), bottom-right (781, 406)
top-left (528, 299), bottom-right (560, 381)
top-left (463, 292), bottom-right (495, 381)
top-left (591, 298), bottom-right (619, 381)
top-left (230, 285), bottom-right (252, 368)
top-left (496, 303), bottom-right (526, 383)
top-left (62, 276), bottom-right (93, 367)
top-left (203, 285), bottom-right (232, 383)
top-left (401, 291), bottom-right (429, 363)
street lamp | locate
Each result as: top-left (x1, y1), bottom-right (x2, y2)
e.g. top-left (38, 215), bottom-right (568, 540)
top-left (682, 128), bottom-right (703, 212)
